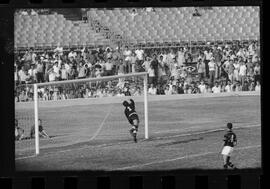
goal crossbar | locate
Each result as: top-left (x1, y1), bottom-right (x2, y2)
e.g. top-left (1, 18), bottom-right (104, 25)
top-left (33, 72), bottom-right (149, 155)
top-left (35, 72), bottom-right (148, 87)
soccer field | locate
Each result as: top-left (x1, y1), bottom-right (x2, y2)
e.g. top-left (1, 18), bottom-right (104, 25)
top-left (15, 92), bottom-right (261, 171)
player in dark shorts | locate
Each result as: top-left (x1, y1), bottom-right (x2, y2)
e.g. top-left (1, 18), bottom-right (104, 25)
top-left (122, 99), bottom-right (139, 143)
top-left (221, 123), bottom-right (237, 169)
top-left (30, 119), bottom-right (50, 139)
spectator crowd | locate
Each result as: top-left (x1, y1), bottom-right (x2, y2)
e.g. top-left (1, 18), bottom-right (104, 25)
top-left (14, 40), bottom-right (260, 102)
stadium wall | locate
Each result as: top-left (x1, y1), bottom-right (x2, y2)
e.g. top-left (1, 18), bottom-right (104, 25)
top-left (15, 91), bottom-right (260, 110)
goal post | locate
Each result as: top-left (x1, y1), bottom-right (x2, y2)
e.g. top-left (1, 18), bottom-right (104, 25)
top-left (33, 72), bottom-right (149, 155)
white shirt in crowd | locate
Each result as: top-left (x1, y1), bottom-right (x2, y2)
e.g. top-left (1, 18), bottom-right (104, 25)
top-left (61, 68), bottom-right (68, 80)
top-left (54, 46), bottom-right (63, 55)
top-left (198, 84), bottom-right (207, 93)
top-left (255, 84), bottom-right (260, 92)
top-left (53, 64), bottom-right (60, 77)
top-left (177, 51), bottom-right (185, 66)
top-left (166, 52), bottom-right (175, 64)
top-left (49, 71), bottom-right (56, 82)
top-left (64, 63), bottom-right (70, 71)
top-left (204, 51), bottom-right (213, 60)
top-left (148, 87), bottom-right (157, 95)
top-left (239, 64), bottom-right (247, 76)
top-left (142, 60), bottom-right (151, 71)
top-left (105, 62), bottom-right (113, 71)
top-left (148, 68), bottom-right (155, 77)
top-left (212, 85), bottom-right (221, 93)
top-left (18, 70), bottom-right (27, 82)
top-left (208, 61), bottom-right (216, 71)
top-left (233, 63), bottom-right (240, 73)
top-left (68, 51), bottom-right (77, 59)
top-left (123, 49), bottom-right (132, 61)
top-left (135, 49), bottom-right (144, 60)
top-left (28, 68), bottom-right (36, 78)
top-left (225, 84), bottom-right (232, 92)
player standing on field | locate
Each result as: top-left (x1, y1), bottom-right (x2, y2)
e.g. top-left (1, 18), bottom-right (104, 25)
top-left (122, 99), bottom-right (139, 143)
top-left (221, 123), bottom-right (237, 169)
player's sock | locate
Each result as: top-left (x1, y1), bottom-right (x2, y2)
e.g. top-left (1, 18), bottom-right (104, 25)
top-left (223, 164), bottom-right (228, 169)
top-left (129, 129), bottom-right (133, 136)
top-left (133, 133), bottom-right (137, 143)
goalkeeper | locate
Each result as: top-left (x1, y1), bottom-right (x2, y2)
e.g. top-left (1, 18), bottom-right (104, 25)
top-left (30, 119), bottom-right (50, 139)
top-left (122, 99), bottom-right (140, 143)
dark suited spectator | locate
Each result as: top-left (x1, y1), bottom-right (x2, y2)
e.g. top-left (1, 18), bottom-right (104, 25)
top-left (177, 82), bottom-right (185, 94)
top-left (213, 46), bottom-right (223, 79)
top-left (36, 60), bottom-right (44, 83)
top-left (156, 84), bottom-right (165, 95)
top-left (197, 58), bottom-right (205, 81)
top-left (150, 54), bottom-right (159, 86)
top-left (253, 62), bottom-right (260, 83)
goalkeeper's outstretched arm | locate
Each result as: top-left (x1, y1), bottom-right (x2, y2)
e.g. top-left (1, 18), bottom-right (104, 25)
top-left (129, 99), bottom-right (135, 109)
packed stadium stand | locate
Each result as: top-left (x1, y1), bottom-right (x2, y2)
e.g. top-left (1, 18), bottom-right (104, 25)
top-left (14, 7), bottom-right (259, 50)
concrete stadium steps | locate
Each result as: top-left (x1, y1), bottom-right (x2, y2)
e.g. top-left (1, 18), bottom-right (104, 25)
top-left (14, 13), bottom-right (110, 48)
top-left (87, 7), bottom-right (260, 44)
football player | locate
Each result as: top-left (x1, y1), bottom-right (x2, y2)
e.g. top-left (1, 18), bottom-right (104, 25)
top-left (221, 123), bottom-right (237, 169)
top-left (30, 119), bottom-right (50, 139)
top-left (123, 99), bottom-right (139, 143)
top-left (15, 119), bottom-right (24, 141)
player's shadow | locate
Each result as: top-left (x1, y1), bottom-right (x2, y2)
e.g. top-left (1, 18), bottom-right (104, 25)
top-left (155, 137), bottom-right (204, 147)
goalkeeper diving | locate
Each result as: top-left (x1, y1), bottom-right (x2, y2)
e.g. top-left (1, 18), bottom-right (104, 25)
top-left (122, 99), bottom-right (140, 143)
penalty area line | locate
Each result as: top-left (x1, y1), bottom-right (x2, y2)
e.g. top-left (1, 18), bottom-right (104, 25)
top-left (116, 144), bottom-right (261, 170)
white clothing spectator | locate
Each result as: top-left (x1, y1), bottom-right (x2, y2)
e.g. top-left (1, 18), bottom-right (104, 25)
top-left (142, 58), bottom-right (151, 71)
top-left (148, 84), bottom-right (157, 95)
top-left (135, 49), bottom-right (144, 61)
top-left (204, 50), bottom-right (213, 61)
top-left (54, 44), bottom-right (64, 56)
top-left (212, 84), bottom-right (221, 93)
top-left (68, 51), bottom-right (77, 59)
top-left (18, 69), bottom-right (27, 83)
top-left (225, 83), bottom-right (233, 92)
top-left (147, 67), bottom-right (155, 77)
top-left (123, 48), bottom-right (132, 62)
top-left (61, 67), bottom-right (68, 80)
top-left (177, 49), bottom-right (185, 66)
top-left (164, 85), bottom-right (172, 95)
top-left (198, 82), bottom-right (207, 93)
top-left (48, 70), bottom-right (56, 82)
top-left (239, 64), bottom-right (247, 76)
top-left (255, 81), bottom-right (260, 92)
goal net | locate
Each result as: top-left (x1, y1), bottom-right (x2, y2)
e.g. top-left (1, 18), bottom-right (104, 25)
top-left (15, 72), bottom-right (148, 156)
